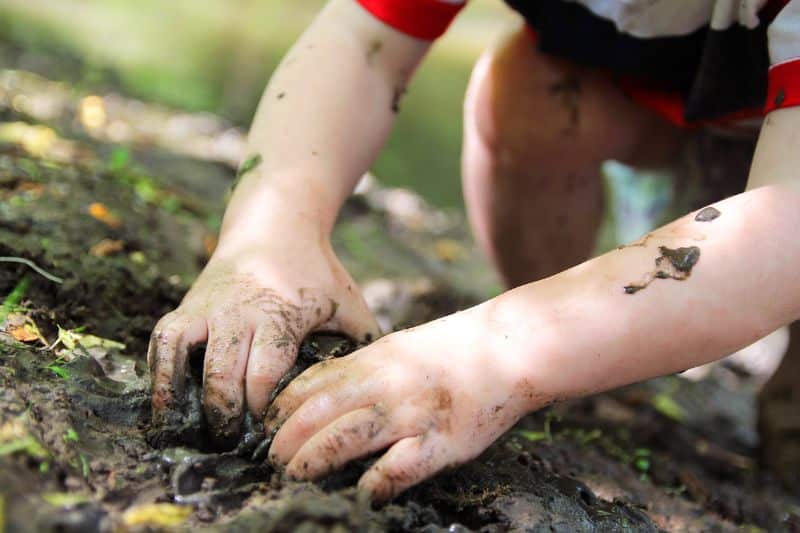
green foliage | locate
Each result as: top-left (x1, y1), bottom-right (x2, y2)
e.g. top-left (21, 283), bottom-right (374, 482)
top-left (42, 492), bottom-right (90, 508)
top-left (107, 147), bottom-right (132, 172)
top-left (633, 448), bottom-right (651, 473)
top-left (236, 153), bottom-right (262, 178)
top-left (64, 428), bottom-right (79, 443)
top-left (0, 435), bottom-right (48, 460)
top-left (519, 430), bottom-right (549, 443)
top-left (0, 275), bottom-right (30, 323)
top-left (46, 364), bottom-right (70, 379)
top-left (650, 392), bottom-right (687, 422)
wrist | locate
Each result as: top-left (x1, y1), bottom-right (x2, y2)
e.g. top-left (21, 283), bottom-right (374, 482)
top-left (217, 182), bottom-right (333, 251)
top-left (478, 286), bottom-right (568, 414)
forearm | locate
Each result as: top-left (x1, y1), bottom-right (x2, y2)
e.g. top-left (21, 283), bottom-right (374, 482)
top-left (489, 183), bottom-right (800, 405)
top-left (221, 0), bottom-right (429, 243)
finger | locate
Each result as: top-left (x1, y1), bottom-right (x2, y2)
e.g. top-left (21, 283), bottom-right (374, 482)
top-left (317, 290), bottom-right (382, 344)
top-left (358, 434), bottom-right (450, 502)
top-left (149, 312), bottom-right (208, 415)
top-left (244, 325), bottom-right (298, 418)
top-left (268, 375), bottom-right (382, 464)
top-left (286, 404), bottom-right (411, 480)
top-left (202, 317), bottom-right (253, 444)
top-left (263, 353), bottom-right (358, 431)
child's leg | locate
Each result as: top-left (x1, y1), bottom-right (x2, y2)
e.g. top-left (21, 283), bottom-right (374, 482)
top-left (461, 23), bottom-right (684, 288)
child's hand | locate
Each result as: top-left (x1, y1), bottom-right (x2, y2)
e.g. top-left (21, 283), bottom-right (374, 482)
top-left (148, 226), bottom-right (379, 445)
top-left (265, 306), bottom-right (546, 501)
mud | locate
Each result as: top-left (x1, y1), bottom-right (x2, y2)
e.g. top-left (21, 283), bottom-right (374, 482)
top-left (1, 53), bottom-right (799, 532)
top-left (624, 246), bottom-right (701, 295)
top-left (391, 86), bottom-right (406, 114)
top-left (694, 206), bottom-right (721, 222)
top-left (366, 40), bottom-right (383, 65)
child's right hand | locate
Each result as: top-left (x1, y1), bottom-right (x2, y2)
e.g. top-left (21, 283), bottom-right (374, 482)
top-left (147, 221), bottom-right (379, 445)
top-left (146, 0), bottom-right (432, 446)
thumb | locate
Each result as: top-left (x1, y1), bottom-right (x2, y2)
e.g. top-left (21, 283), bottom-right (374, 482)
top-left (244, 288), bottom-right (377, 418)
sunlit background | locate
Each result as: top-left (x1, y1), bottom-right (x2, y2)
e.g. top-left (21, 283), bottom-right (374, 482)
top-left (0, 0), bottom-right (516, 208)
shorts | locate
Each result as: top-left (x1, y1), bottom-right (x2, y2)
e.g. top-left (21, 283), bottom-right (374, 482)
top-left (505, 0), bottom-right (788, 128)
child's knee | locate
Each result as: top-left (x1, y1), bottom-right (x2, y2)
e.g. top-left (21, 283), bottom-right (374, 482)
top-left (465, 26), bottom-right (574, 162)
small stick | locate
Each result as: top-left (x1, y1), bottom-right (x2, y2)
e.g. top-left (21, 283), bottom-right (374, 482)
top-left (0, 256), bottom-right (64, 284)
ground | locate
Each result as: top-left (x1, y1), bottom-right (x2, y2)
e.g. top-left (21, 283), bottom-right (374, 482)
top-left (1, 53), bottom-right (800, 533)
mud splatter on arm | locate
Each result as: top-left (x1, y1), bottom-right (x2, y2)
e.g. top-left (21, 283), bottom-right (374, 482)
top-left (623, 245), bottom-right (701, 294)
top-left (695, 206), bottom-right (721, 222)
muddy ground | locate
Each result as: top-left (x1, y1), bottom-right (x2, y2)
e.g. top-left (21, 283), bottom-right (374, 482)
top-left (1, 54), bottom-right (800, 532)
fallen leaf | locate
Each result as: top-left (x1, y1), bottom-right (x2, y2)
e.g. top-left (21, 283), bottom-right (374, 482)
top-left (519, 430), bottom-right (549, 442)
top-left (2, 313), bottom-right (45, 344)
top-left (122, 503), bottom-right (192, 528)
top-left (42, 492), bottom-right (90, 508)
top-left (0, 418), bottom-right (49, 459)
top-left (79, 95), bottom-right (107, 131)
top-left (129, 251), bottom-right (147, 264)
top-left (89, 238), bottom-right (124, 257)
top-left (15, 181), bottom-right (45, 198)
top-left (650, 392), bottom-right (686, 422)
top-left (56, 325), bottom-right (125, 352)
top-left (434, 239), bottom-right (464, 263)
top-left (9, 323), bottom-right (39, 342)
top-left (87, 202), bottom-right (121, 229)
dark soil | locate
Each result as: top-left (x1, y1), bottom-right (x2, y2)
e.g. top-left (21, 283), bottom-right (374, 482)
top-left (1, 57), bottom-right (799, 532)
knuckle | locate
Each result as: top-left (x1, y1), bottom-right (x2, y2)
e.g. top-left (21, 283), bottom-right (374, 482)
top-left (247, 365), bottom-right (282, 389)
top-left (151, 320), bottom-right (185, 348)
top-left (318, 429), bottom-right (346, 459)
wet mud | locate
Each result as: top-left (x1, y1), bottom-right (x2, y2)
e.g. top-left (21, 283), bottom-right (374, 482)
top-left (624, 246), bottom-right (701, 295)
top-left (694, 206), bottom-right (721, 222)
top-left (1, 55), bottom-right (799, 532)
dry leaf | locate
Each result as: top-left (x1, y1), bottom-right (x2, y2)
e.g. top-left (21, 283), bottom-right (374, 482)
top-left (79, 95), bottom-right (107, 131)
top-left (89, 239), bottom-right (124, 257)
top-left (55, 325), bottom-right (125, 352)
top-left (3, 313), bottom-right (45, 344)
top-left (9, 324), bottom-right (39, 343)
top-left (122, 503), bottom-right (192, 528)
top-left (87, 202), bottom-right (121, 228)
top-left (434, 239), bottom-right (464, 263)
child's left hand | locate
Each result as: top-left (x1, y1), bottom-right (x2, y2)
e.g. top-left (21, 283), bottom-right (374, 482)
top-left (265, 305), bottom-right (548, 501)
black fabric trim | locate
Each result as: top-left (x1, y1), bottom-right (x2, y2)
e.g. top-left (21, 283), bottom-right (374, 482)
top-left (503, 0), bottom-right (769, 122)
top-left (684, 25), bottom-right (769, 120)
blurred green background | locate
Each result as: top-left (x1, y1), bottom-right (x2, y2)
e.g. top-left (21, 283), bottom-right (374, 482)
top-left (0, 0), bottom-right (516, 208)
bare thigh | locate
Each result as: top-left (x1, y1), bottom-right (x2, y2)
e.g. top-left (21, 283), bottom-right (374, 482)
top-left (462, 22), bottom-right (685, 287)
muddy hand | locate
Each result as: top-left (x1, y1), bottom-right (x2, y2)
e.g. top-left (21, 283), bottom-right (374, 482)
top-left (264, 305), bottom-right (549, 501)
top-left (148, 237), bottom-right (380, 447)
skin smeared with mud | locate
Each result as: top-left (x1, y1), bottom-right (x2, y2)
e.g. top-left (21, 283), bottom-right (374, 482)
top-left (624, 245), bottom-right (701, 295)
top-left (148, 268), bottom-right (349, 450)
top-left (365, 39), bottom-right (383, 65)
top-left (149, 332), bottom-right (358, 456)
top-left (391, 85), bottom-right (406, 114)
top-left (695, 206), bottom-right (722, 222)
top-left (251, 333), bottom-right (362, 462)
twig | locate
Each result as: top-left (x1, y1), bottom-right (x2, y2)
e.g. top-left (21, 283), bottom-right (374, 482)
top-left (0, 256), bottom-right (64, 284)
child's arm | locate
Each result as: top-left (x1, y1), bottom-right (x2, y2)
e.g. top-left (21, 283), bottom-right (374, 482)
top-left (223, 0), bottom-right (432, 240)
top-left (264, 107), bottom-right (800, 500)
top-left (148, 0), bottom-right (438, 443)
